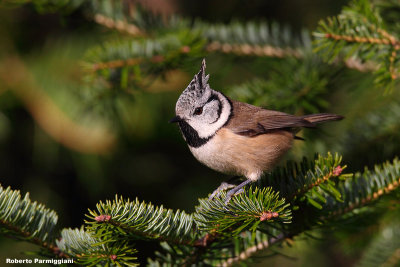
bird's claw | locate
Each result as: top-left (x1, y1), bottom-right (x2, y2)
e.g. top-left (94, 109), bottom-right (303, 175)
top-left (210, 179), bottom-right (251, 204)
top-left (224, 188), bottom-right (244, 204)
top-left (209, 182), bottom-right (236, 200)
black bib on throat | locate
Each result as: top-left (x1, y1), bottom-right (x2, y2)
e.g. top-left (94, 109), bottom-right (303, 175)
top-left (178, 120), bottom-right (212, 148)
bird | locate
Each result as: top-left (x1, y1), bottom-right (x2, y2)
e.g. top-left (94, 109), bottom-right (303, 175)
top-left (170, 59), bottom-right (343, 204)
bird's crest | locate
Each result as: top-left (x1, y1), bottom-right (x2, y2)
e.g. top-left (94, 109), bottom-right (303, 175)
top-left (186, 59), bottom-right (210, 94)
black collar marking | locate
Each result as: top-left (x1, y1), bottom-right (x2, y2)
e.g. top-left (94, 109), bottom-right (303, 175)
top-left (221, 94), bottom-right (233, 128)
top-left (178, 120), bottom-right (211, 148)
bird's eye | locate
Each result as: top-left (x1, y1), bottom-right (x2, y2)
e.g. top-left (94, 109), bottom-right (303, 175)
top-left (194, 107), bottom-right (203, 115)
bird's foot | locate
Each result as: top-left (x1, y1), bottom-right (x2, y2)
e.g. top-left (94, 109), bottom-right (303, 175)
top-left (224, 188), bottom-right (244, 205)
top-left (209, 182), bottom-right (236, 200)
top-left (224, 180), bottom-right (253, 204)
top-left (209, 178), bottom-right (253, 204)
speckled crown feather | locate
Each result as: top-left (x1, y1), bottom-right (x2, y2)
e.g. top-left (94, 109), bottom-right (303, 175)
top-left (176, 59), bottom-right (211, 112)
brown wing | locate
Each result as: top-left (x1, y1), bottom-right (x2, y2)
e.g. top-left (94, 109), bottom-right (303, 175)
top-left (226, 100), bottom-right (315, 137)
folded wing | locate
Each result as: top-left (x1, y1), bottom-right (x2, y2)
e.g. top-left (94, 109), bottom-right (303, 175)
top-left (226, 100), bottom-right (343, 137)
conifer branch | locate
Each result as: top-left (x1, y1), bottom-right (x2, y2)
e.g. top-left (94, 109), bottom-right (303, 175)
top-left (322, 29), bottom-right (400, 79)
top-left (89, 53), bottom-right (188, 72)
top-left (84, 35), bottom-right (200, 71)
top-left (94, 215), bottom-right (196, 246)
top-left (198, 21), bottom-right (311, 57)
top-left (83, 20), bottom-right (311, 93)
top-left (57, 227), bottom-right (138, 266)
top-left (88, 0), bottom-right (177, 33)
top-left (195, 187), bottom-right (291, 235)
top-left (219, 232), bottom-right (287, 267)
top-left (93, 13), bottom-right (144, 37)
top-left (149, 229), bottom-right (291, 266)
top-left (4, 1), bottom-right (400, 265)
top-left (0, 184), bottom-right (64, 257)
top-left (288, 165), bottom-right (344, 202)
top-left (343, 57), bottom-right (378, 72)
top-left (322, 158), bottom-right (400, 219)
top-left (206, 42), bottom-right (303, 58)
top-left (259, 153), bottom-right (348, 210)
top-left (86, 196), bottom-right (197, 245)
top-left (225, 56), bottom-right (332, 114)
top-left (0, 218), bottom-right (66, 258)
top-left (322, 31), bottom-right (398, 46)
top-left (90, 58), bottom-right (143, 72)
top-left (313, 0), bottom-right (400, 86)
top-left (328, 175), bottom-right (400, 218)
top-left (2, 153), bottom-right (400, 266)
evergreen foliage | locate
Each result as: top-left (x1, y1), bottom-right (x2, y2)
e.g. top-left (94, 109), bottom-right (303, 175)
top-left (1, 0), bottom-right (400, 266)
top-left (195, 187), bottom-right (292, 235)
top-left (0, 185), bottom-right (59, 256)
top-left (86, 196), bottom-right (195, 243)
top-left (1, 152), bottom-right (399, 265)
top-left (57, 227), bottom-right (138, 266)
top-left (226, 56), bottom-right (331, 114)
top-left (314, 0), bottom-right (400, 89)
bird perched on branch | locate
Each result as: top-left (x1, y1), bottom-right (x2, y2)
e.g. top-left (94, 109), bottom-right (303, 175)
top-left (170, 59), bottom-right (343, 204)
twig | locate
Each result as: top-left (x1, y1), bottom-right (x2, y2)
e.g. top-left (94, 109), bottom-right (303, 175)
top-left (288, 167), bottom-right (340, 201)
top-left (322, 176), bottom-right (400, 219)
top-left (94, 216), bottom-right (197, 247)
top-left (91, 58), bottom-right (143, 72)
top-left (93, 14), bottom-right (144, 37)
top-left (323, 26), bottom-right (400, 79)
top-left (343, 57), bottom-right (378, 72)
top-left (0, 219), bottom-right (68, 258)
top-left (218, 233), bottom-right (287, 267)
top-left (324, 33), bottom-right (395, 45)
top-left (89, 46), bottom-right (189, 72)
top-left (206, 41), bottom-right (303, 58)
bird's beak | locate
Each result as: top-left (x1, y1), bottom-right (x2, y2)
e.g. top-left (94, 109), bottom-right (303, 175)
top-left (169, 116), bottom-right (181, 123)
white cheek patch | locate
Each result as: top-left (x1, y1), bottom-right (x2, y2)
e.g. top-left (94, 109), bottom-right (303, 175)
top-left (204, 101), bottom-right (220, 124)
top-left (191, 91), bottom-right (232, 139)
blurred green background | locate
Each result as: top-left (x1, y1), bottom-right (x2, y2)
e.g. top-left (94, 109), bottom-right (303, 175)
top-left (3, 0), bottom-right (400, 266)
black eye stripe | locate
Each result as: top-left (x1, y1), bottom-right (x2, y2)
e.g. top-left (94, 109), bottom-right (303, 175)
top-left (206, 94), bottom-right (219, 104)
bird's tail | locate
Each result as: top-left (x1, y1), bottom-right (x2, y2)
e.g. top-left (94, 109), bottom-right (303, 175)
top-left (301, 113), bottom-right (344, 124)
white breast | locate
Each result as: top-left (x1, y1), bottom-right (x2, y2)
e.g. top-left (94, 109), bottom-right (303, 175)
top-left (188, 135), bottom-right (236, 175)
top-left (188, 128), bottom-right (294, 181)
